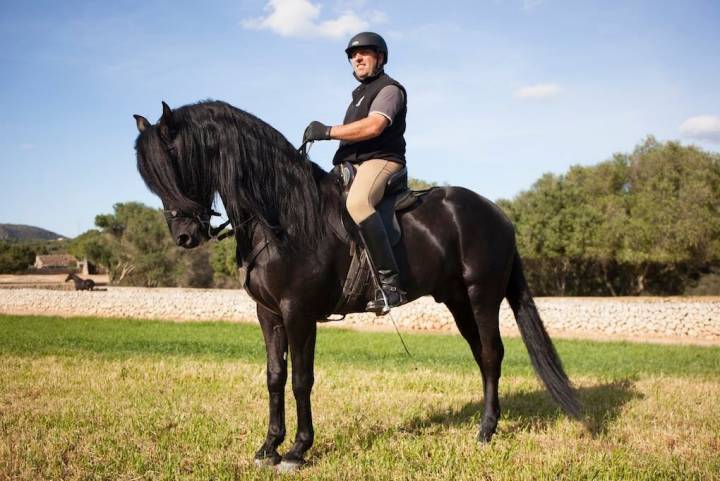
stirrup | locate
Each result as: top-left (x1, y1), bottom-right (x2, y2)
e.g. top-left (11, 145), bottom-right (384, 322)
top-left (366, 287), bottom-right (406, 315)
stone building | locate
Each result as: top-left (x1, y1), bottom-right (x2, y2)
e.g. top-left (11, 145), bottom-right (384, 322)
top-left (33, 254), bottom-right (77, 271)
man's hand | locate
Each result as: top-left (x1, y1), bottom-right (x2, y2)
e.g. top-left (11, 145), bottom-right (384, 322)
top-left (303, 121), bottom-right (332, 143)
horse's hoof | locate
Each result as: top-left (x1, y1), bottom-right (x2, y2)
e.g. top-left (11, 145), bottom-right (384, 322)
top-left (277, 459), bottom-right (304, 473)
top-left (477, 427), bottom-right (495, 444)
top-left (254, 457), bottom-right (280, 468)
top-left (254, 450), bottom-right (281, 467)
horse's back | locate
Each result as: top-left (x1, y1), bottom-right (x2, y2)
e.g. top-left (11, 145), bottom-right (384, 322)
top-left (400, 186), bottom-right (516, 300)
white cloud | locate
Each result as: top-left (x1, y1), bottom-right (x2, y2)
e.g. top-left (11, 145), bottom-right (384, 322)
top-left (242, 0), bottom-right (373, 39)
top-left (19, 143), bottom-right (35, 150)
top-left (367, 10), bottom-right (388, 24)
top-left (514, 83), bottom-right (562, 100)
top-left (680, 115), bottom-right (720, 143)
top-left (522, 0), bottom-right (543, 11)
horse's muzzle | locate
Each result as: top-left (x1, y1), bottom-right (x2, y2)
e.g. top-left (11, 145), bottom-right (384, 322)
top-left (175, 232), bottom-right (200, 248)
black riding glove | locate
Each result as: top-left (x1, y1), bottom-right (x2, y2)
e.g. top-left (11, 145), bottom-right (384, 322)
top-left (303, 121), bottom-right (332, 143)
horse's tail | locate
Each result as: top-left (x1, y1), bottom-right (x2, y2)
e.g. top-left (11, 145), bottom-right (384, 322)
top-left (505, 248), bottom-right (581, 417)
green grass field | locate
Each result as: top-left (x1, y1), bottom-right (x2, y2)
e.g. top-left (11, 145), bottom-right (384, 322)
top-left (1, 315), bottom-right (719, 480)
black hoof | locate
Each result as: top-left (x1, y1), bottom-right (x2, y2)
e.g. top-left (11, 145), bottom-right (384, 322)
top-left (254, 448), bottom-right (281, 467)
top-left (277, 459), bottom-right (305, 473)
top-left (278, 450), bottom-right (307, 472)
top-left (477, 425), bottom-right (496, 443)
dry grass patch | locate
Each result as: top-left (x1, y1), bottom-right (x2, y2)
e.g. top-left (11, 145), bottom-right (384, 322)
top-left (2, 356), bottom-right (719, 480)
top-left (1, 315), bottom-right (719, 480)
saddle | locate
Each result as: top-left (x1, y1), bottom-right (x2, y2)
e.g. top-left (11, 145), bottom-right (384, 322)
top-left (334, 162), bottom-right (420, 246)
top-left (324, 162), bottom-right (432, 318)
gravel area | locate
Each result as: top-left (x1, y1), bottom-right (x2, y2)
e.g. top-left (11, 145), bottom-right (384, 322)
top-left (1, 287), bottom-right (718, 345)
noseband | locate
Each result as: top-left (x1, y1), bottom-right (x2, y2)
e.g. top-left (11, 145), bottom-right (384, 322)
top-left (164, 208), bottom-right (235, 241)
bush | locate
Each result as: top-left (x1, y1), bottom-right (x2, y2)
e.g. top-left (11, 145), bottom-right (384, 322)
top-left (0, 241), bottom-right (36, 273)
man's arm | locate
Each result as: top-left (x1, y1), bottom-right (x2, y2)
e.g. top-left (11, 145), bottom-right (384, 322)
top-left (329, 114), bottom-right (389, 142)
top-left (303, 85), bottom-right (402, 143)
top-left (303, 114), bottom-right (388, 143)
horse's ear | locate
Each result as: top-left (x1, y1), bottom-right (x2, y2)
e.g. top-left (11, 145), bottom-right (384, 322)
top-left (133, 114), bottom-right (150, 132)
top-left (160, 101), bottom-right (174, 124)
top-left (159, 101), bottom-right (176, 142)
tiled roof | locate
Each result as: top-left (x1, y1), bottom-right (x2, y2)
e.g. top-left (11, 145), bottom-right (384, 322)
top-left (35, 254), bottom-right (77, 267)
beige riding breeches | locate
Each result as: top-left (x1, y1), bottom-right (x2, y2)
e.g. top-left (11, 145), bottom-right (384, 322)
top-left (346, 159), bottom-right (404, 224)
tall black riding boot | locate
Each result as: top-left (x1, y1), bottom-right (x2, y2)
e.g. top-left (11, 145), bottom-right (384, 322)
top-left (358, 212), bottom-right (407, 314)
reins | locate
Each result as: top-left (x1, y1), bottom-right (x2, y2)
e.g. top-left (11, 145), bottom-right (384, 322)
top-left (297, 140), bottom-right (313, 159)
top-left (163, 208), bottom-right (239, 242)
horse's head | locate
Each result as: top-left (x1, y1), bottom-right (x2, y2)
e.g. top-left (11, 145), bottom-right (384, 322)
top-left (133, 102), bottom-right (216, 249)
top-left (64, 274), bottom-right (72, 282)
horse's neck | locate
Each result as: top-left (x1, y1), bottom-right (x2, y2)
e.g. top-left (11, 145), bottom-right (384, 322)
top-left (230, 180), bottom-right (343, 270)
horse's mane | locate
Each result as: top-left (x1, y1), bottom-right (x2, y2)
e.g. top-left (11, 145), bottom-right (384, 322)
top-left (136, 100), bottom-right (328, 251)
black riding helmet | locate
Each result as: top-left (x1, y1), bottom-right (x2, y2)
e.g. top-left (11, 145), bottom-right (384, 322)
top-left (345, 32), bottom-right (388, 65)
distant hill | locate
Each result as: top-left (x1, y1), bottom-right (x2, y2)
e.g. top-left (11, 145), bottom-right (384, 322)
top-left (0, 224), bottom-right (67, 241)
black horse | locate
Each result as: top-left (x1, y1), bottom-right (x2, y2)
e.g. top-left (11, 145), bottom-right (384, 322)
top-left (65, 273), bottom-right (95, 291)
top-left (133, 100), bottom-right (580, 470)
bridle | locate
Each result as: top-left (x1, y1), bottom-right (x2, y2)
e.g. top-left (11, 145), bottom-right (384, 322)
top-left (163, 140), bottom-right (314, 243)
top-left (163, 207), bottom-right (236, 241)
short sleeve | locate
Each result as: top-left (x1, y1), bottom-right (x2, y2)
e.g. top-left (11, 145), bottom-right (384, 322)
top-left (368, 85), bottom-right (405, 125)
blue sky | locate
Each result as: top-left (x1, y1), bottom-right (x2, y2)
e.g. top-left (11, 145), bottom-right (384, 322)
top-left (1, 0), bottom-right (719, 237)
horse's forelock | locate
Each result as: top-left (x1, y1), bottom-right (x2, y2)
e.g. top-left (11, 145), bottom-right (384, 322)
top-left (135, 127), bottom-right (205, 214)
top-left (138, 100), bottom-right (327, 250)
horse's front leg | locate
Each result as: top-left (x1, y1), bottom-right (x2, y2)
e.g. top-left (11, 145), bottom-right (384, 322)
top-left (254, 305), bottom-right (288, 467)
top-left (279, 317), bottom-right (317, 470)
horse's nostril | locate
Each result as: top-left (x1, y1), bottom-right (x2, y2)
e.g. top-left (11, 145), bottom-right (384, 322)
top-left (176, 234), bottom-right (190, 246)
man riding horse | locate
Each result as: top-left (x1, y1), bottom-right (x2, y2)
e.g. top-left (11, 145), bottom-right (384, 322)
top-left (132, 32), bottom-right (580, 468)
top-left (303, 32), bottom-right (407, 314)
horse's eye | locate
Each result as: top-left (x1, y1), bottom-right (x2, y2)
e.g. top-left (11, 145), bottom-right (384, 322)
top-left (171, 210), bottom-right (178, 217)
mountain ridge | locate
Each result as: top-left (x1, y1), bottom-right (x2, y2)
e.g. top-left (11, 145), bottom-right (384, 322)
top-left (0, 224), bottom-right (67, 241)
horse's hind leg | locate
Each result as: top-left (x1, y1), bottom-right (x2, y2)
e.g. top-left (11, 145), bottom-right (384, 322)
top-left (468, 285), bottom-right (504, 442)
top-left (446, 286), bottom-right (504, 442)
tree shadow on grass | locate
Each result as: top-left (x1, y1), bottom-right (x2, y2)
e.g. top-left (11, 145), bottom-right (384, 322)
top-left (327, 379), bottom-right (642, 454)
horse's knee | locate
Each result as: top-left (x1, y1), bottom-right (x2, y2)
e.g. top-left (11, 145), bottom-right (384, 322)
top-left (267, 368), bottom-right (287, 393)
top-left (291, 372), bottom-right (314, 396)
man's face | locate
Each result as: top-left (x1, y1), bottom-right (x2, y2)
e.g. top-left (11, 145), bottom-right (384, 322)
top-left (349, 48), bottom-right (382, 80)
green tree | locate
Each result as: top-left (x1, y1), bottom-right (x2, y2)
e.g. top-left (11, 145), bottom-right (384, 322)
top-left (499, 137), bottom-right (720, 295)
top-left (68, 229), bottom-right (115, 273)
top-left (210, 239), bottom-right (237, 277)
top-left (177, 245), bottom-right (214, 288)
top-left (408, 177), bottom-right (438, 190)
top-left (209, 238), bottom-right (242, 288)
top-left (0, 241), bottom-right (35, 273)
top-left (92, 202), bottom-right (181, 286)
top-left (620, 138), bottom-right (720, 292)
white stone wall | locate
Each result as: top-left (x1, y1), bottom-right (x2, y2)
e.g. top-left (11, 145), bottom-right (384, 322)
top-left (1, 287), bottom-right (718, 344)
